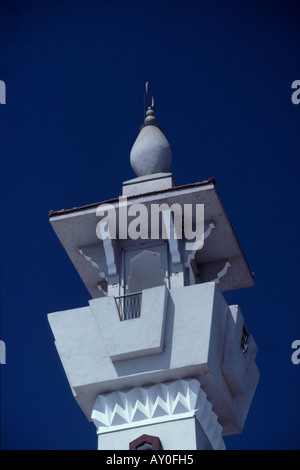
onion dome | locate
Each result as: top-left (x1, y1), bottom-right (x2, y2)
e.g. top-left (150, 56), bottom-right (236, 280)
top-left (130, 82), bottom-right (172, 177)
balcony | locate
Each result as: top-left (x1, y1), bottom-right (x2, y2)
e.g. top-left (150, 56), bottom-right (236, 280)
top-left (115, 292), bottom-right (142, 321)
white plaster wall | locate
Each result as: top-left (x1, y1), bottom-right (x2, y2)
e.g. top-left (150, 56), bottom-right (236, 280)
top-left (97, 417), bottom-right (212, 450)
top-left (48, 282), bottom-right (259, 435)
top-left (89, 285), bottom-right (168, 361)
top-left (122, 173), bottom-right (174, 197)
top-left (48, 306), bottom-right (113, 388)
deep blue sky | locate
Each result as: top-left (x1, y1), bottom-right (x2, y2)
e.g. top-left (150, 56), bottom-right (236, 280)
top-left (1, 0), bottom-right (299, 450)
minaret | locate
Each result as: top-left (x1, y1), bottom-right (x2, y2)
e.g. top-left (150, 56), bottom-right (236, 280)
top-left (48, 83), bottom-right (259, 450)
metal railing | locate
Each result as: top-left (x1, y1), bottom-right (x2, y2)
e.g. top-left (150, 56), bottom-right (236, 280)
top-left (115, 292), bottom-right (142, 321)
top-left (241, 325), bottom-right (249, 356)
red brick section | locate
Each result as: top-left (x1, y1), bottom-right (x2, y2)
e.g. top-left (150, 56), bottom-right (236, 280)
top-left (129, 434), bottom-right (162, 450)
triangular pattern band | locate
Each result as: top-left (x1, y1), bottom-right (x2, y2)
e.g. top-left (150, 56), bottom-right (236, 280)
top-left (91, 378), bottom-right (225, 450)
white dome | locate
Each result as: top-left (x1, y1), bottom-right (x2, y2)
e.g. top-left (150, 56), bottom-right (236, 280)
top-left (130, 124), bottom-right (172, 177)
top-left (130, 83), bottom-right (172, 177)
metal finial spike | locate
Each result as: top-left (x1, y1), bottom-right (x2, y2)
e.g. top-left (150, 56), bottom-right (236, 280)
top-left (140, 82), bottom-right (162, 131)
top-left (145, 82), bottom-right (154, 108)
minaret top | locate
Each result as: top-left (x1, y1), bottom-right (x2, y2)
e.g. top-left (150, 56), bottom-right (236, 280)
top-left (130, 82), bottom-right (172, 177)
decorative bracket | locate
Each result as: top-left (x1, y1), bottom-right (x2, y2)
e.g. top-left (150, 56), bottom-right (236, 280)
top-left (78, 247), bottom-right (108, 296)
top-left (97, 221), bottom-right (117, 275)
top-left (213, 261), bottom-right (231, 284)
top-left (162, 210), bottom-right (181, 264)
top-left (185, 221), bottom-right (215, 268)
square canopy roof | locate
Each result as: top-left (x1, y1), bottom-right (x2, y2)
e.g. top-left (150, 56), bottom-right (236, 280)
top-left (49, 179), bottom-right (254, 298)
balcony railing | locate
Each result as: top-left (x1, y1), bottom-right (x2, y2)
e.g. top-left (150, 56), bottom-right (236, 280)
top-left (241, 325), bottom-right (249, 356)
top-left (115, 292), bottom-right (142, 321)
